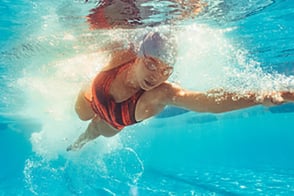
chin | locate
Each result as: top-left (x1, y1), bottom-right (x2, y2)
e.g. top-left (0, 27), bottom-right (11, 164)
top-left (143, 84), bottom-right (161, 91)
top-left (141, 86), bottom-right (153, 91)
top-left (140, 82), bottom-right (153, 91)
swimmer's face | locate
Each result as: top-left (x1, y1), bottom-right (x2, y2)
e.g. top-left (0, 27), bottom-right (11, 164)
top-left (136, 56), bottom-right (173, 91)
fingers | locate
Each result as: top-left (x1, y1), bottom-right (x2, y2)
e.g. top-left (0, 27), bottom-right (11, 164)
top-left (66, 143), bottom-right (81, 152)
top-left (280, 91), bottom-right (294, 102)
top-left (268, 92), bottom-right (284, 105)
top-left (260, 91), bottom-right (294, 106)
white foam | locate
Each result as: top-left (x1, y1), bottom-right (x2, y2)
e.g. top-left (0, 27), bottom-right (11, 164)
top-left (173, 24), bottom-right (294, 93)
top-left (17, 52), bottom-right (112, 159)
top-left (173, 24), bottom-right (235, 90)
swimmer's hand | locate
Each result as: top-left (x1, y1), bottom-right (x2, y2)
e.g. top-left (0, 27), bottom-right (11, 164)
top-left (66, 139), bottom-right (88, 151)
top-left (66, 143), bottom-right (80, 152)
top-left (280, 91), bottom-right (294, 102)
top-left (259, 91), bottom-right (294, 106)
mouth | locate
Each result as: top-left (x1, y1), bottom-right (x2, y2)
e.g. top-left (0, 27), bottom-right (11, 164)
top-left (144, 80), bottom-right (153, 87)
top-left (143, 79), bottom-right (155, 89)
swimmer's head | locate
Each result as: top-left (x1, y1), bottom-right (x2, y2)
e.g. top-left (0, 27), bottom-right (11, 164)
top-left (138, 32), bottom-right (177, 66)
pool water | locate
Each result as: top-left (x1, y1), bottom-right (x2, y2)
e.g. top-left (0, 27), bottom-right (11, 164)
top-left (1, 0), bottom-right (294, 195)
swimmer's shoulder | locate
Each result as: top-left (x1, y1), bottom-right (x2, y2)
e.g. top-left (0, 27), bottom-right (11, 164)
top-left (102, 47), bottom-right (137, 71)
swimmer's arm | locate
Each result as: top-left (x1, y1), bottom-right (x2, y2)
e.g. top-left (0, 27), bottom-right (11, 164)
top-left (91, 41), bottom-right (136, 72)
top-left (101, 46), bottom-right (137, 71)
top-left (162, 83), bottom-right (289, 113)
top-left (99, 40), bottom-right (135, 53)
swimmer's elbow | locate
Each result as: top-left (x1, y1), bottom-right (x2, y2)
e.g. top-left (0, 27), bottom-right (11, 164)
top-left (163, 83), bottom-right (186, 105)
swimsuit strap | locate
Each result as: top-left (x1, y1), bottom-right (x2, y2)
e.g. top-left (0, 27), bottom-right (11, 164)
top-left (104, 60), bottom-right (134, 95)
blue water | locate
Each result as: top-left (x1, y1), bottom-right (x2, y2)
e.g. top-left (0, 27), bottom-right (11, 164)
top-left (1, 0), bottom-right (294, 195)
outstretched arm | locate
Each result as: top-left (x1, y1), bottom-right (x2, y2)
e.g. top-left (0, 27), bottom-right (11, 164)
top-left (162, 83), bottom-right (294, 113)
top-left (67, 116), bottom-right (119, 151)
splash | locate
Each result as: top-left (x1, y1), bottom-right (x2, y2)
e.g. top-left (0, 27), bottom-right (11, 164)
top-left (23, 145), bottom-right (144, 195)
top-left (173, 24), bottom-right (294, 93)
top-left (16, 52), bottom-right (112, 158)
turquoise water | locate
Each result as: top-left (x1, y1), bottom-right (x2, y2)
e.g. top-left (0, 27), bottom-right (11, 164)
top-left (1, 0), bottom-right (294, 195)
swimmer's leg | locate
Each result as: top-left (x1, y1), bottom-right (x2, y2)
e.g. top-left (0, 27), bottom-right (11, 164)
top-left (67, 116), bottom-right (119, 151)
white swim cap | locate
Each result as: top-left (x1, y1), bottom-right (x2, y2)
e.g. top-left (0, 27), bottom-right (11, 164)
top-left (138, 32), bottom-right (177, 66)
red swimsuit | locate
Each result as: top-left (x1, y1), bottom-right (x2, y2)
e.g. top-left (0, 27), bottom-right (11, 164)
top-left (90, 62), bottom-right (144, 130)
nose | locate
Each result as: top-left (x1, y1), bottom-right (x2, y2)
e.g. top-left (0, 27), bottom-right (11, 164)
top-left (150, 76), bottom-right (157, 82)
top-left (147, 69), bottom-right (166, 83)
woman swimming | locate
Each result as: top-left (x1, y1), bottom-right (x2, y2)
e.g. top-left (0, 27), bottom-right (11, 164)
top-left (67, 31), bottom-right (294, 151)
